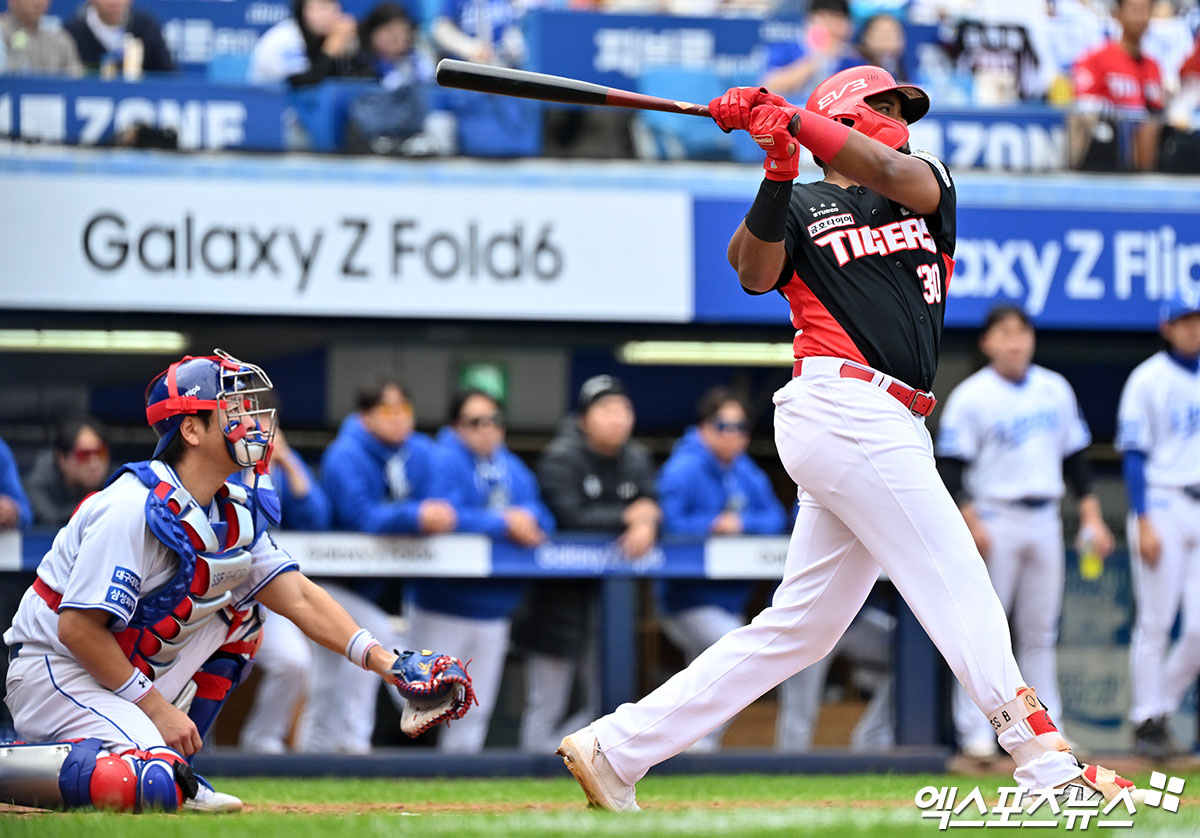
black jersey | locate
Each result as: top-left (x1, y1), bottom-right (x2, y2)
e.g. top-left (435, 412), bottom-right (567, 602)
top-left (766, 151), bottom-right (956, 392)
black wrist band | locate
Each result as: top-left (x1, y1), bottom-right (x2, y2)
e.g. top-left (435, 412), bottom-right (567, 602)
top-left (743, 178), bottom-right (792, 243)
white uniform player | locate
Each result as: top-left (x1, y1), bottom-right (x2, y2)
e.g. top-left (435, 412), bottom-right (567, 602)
top-left (936, 305), bottom-right (1113, 762)
top-left (1116, 290), bottom-right (1200, 759)
top-left (555, 69), bottom-right (1146, 811)
top-left (0, 352), bottom-right (450, 813)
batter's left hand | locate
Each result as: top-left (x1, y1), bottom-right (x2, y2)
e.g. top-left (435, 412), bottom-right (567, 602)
top-left (708, 86), bottom-right (788, 133)
top-left (749, 105), bottom-right (801, 182)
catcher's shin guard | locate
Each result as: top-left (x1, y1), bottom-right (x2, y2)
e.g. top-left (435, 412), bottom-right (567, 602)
top-left (175, 605), bottom-right (265, 742)
top-left (0, 738), bottom-right (196, 811)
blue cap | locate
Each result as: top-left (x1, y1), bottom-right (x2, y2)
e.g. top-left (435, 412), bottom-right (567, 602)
top-left (1160, 288), bottom-right (1200, 324)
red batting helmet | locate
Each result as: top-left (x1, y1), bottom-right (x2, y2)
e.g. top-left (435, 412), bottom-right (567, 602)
top-left (806, 65), bottom-right (930, 150)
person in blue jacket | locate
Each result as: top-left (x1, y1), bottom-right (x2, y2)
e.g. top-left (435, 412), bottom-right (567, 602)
top-left (299, 378), bottom-right (457, 753)
top-left (0, 437), bottom-right (31, 532)
top-left (238, 399), bottom-right (333, 753)
top-left (655, 387), bottom-right (787, 752)
top-left (407, 389), bottom-right (554, 752)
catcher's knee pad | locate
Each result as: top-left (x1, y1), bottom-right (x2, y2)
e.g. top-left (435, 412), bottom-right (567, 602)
top-left (0, 738), bottom-right (193, 812)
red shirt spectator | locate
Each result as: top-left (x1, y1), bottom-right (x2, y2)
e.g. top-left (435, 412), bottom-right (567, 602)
top-left (1073, 41), bottom-right (1163, 116)
top-left (1180, 38), bottom-right (1200, 84)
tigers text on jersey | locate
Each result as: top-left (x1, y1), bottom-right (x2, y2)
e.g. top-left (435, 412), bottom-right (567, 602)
top-left (1116, 351), bottom-right (1200, 486)
top-left (936, 365), bottom-right (1091, 502)
top-left (3, 466), bottom-right (298, 658)
top-left (773, 150), bottom-right (956, 392)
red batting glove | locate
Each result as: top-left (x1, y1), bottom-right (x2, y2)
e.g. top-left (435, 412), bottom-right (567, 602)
top-left (750, 105), bottom-right (800, 182)
top-left (708, 86), bottom-right (788, 133)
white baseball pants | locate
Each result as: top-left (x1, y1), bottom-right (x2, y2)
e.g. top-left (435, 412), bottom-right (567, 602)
top-left (404, 604), bottom-right (511, 753)
top-left (1128, 487), bottom-right (1200, 723)
top-left (238, 608), bottom-right (312, 753)
top-left (953, 501), bottom-right (1065, 752)
top-left (593, 359), bottom-right (1080, 790)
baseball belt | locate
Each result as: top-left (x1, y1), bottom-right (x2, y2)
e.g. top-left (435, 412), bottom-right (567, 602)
top-left (793, 358), bottom-right (937, 417)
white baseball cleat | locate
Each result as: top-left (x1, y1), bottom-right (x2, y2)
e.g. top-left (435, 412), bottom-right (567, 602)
top-left (557, 726), bottom-right (640, 812)
top-left (182, 781), bottom-right (244, 813)
top-left (1059, 764), bottom-right (1148, 807)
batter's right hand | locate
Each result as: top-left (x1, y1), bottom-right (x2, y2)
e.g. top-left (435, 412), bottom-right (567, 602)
top-left (1136, 516), bottom-right (1162, 566)
top-left (139, 690), bottom-right (203, 757)
top-left (708, 86), bottom-right (788, 133)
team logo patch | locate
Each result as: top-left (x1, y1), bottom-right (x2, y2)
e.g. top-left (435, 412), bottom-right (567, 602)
top-left (807, 213), bottom-right (855, 238)
top-left (106, 585), bottom-right (137, 613)
top-left (111, 566), bottom-right (142, 594)
top-left (808, 201), bottom-right (842, 218)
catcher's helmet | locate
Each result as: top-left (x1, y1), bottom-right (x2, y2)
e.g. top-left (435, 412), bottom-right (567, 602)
top-left (145, 349), bottom-right (275, 468)
top-left (1161, 286), bottom-right (1200, 324)
top-left (806, 65), bottom-right (930, 150)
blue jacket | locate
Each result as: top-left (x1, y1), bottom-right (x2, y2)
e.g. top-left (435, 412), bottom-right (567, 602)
top-left (320, 414), bottom-right (441, 533)
top-left (656, 428), bottom-right (787, 616)
top-left (409, 428), bottom-right (555, 620)
top-left (0, 438), bottom-right (31, 530)
top-left (251, 452), bottom-right (331, 531)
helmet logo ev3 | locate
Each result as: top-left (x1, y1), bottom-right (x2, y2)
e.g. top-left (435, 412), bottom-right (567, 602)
top-left (144, 348), bottom-right (276, 471)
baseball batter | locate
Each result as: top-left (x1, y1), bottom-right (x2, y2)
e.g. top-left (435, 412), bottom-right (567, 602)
top-left (1117, 291), bottom-right (1200, 759)
top-left (936, 305), bottom-right (1114, 761)
top-left (0, 351), bottom-right (470, 813)
top-left (557, 67), bottom-right (1144, 811)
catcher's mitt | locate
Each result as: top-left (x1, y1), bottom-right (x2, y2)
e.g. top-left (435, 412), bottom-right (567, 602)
top-left (389, 649), bottom-right (477, 737)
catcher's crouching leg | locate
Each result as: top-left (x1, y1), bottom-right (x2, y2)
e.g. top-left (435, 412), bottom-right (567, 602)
top-left (175, 605), bottom-right (265, 740)
top-left (0, 738), bottom-right (198, 811)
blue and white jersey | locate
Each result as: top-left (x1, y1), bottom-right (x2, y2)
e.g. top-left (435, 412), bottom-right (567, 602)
top-left (1116, 351), bottom-right (1200, 487)
top-left (937, 364), bottom-right (1091, 502)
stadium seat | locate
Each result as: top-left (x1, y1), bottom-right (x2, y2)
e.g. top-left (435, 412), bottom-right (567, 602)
top-left (207, 52), bottom-right (251, 84)
top-left (634, 66), bottom-right (728, 161)
top-left (289, 80), bottom-right (381, 152)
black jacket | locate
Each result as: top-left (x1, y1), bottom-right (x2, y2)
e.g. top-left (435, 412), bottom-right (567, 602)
top-left (536, 422), bottom-right (657, 533)
top-left (65, 8), bottom-right (174, 73)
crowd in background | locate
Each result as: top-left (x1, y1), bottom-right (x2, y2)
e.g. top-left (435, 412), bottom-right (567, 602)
top-left (1, 0), bottom-right (1199, 167)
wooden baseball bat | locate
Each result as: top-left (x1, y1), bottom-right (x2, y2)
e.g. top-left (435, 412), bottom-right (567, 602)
top-left (435, 59), bottom-right (712, 118)
top-left (435, 59), bottom-right (803, 136)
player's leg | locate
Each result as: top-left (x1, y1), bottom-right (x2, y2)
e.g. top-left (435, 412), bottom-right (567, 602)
top-left (775, 648), bottom-right (835, 750)
top-left (519, 653), bottom-right (575, 752)
top-left (950, 501), bottom-right (1023, 759)
top-left (406, 603), bottom-right (509, 753)
top-left (773, 376), bottom-right (1075, 789)
top-left (659, 604), bottom-right (744, 752)
top-left (586, 493), bottom-right (880, 786)
top-left (840, 606), bottom-right (895, 750)
top-left (1128, 493), bottom-right (1187, 728)
top-left (239, 608), bottom-right (311, 753)
top-left (1011, 507), bottom-right (1065, 721)
top-left (1163, 498), bottom-right (1200, 714)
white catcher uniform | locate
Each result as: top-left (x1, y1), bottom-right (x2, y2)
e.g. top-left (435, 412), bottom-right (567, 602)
top-left (937, 364), bottom-right (1092, 753)
top-left (3, 460), bottom-right (297, 753)
top-left (1117, 351), bottom-right (1200, 724)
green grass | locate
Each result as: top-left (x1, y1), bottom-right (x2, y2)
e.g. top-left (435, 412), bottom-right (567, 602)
top-left (4, 773), bottom-right (1199, 837)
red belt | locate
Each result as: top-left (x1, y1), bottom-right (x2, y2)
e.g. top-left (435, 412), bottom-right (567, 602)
top-left (793, 359), bottom-right (937, 418)
top-left (33, 577), bottom-right (63, 612)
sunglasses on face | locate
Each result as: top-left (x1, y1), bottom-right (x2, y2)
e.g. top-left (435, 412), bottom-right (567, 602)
top-left (460, 413), bottom-right (504, 429)
top-left (69, 445), bottom-right (108, 463)
top-left (374, 402), bottom-right (413, 419)
top-left (710, 420), bottom-right (749, 434)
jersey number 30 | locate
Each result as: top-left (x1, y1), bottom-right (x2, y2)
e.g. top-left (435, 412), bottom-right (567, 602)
top-left (917, 263), bottom-right (942, 304)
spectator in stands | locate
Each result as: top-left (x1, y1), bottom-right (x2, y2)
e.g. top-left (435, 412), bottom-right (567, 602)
top-left (249, 0), bottom-right (374, 87)
top-left (0, 437), bottom-right (31, 531)
top-left (0, 0), bottom-right (83, 76)
top-left (298, 378), bottom-right (455, 753)
top-left (406, 389), bottom-right (554, 753)
top-left (1070, 0), bottom-right (1164, 171)
top-left (937, 0), bottom-right (1057, 104)
top-left (238, 395), bottom-right (330, 754)
top-left (761, 0), bottom-right (860, 104)
top-left (654, 387), bottom-right (786, 752)
top-left (511, 375), bottom-right (660, 752)
top-left (24, 417), bottom-right (109, 528)
top-left (65, 0), bottom-right (173, 76)
top-left (345, 2), bottom-right (438, 154)
top-left (432, 0), bottom-right (524, 68)
top-left (856, 13), bottom-right (908, 81)
top-left (1168, 34), bottom-right (1200, 131)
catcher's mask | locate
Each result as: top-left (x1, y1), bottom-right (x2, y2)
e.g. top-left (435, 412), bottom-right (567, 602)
top-left (145, 349), bottom-right (276, 471)
top-left (806, 65), bottom-right (929, 150)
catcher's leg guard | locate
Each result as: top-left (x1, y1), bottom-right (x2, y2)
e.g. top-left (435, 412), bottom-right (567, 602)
top-left (176, 605), bottom-right (264, 742)
top-left (0, 738), bottom-right (196, 811)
